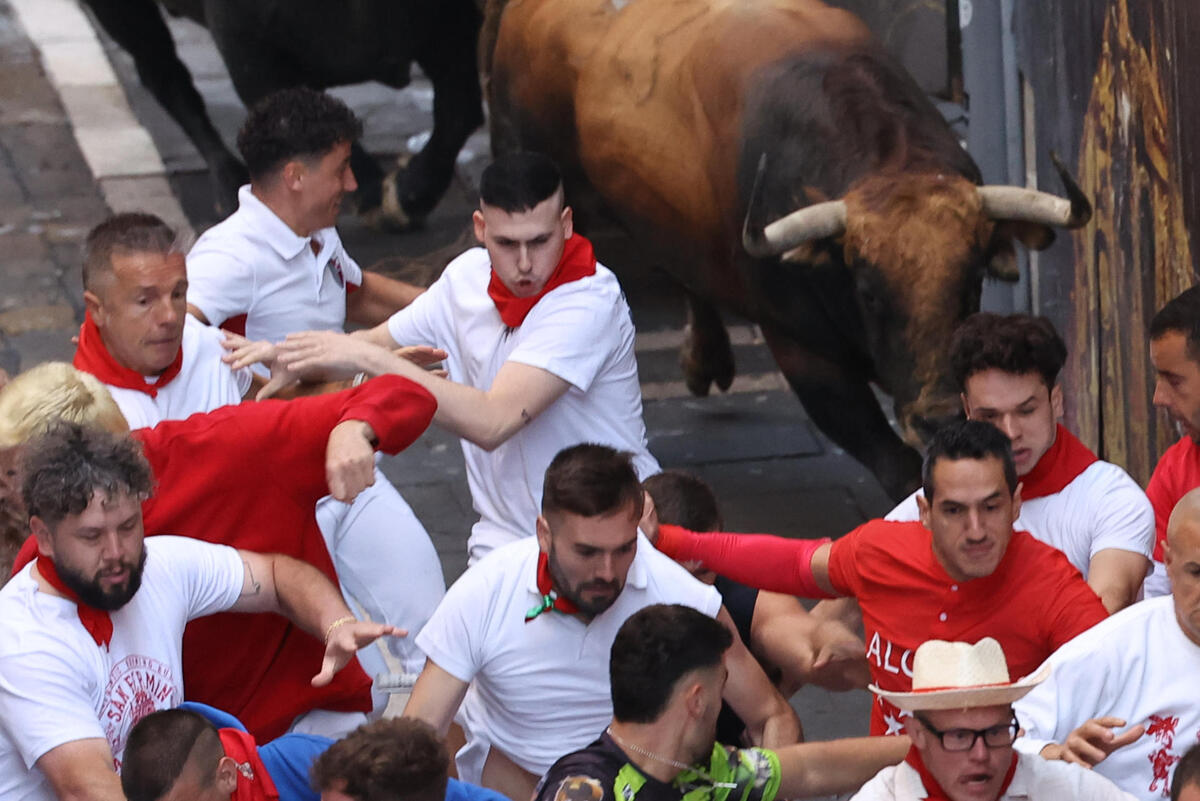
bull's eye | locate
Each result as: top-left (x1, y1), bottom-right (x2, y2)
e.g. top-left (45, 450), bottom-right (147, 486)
top-left (859, 286), bottom-right (885, 317)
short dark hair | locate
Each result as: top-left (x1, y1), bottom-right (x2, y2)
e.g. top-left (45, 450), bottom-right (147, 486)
top-left (479, 151), bottom-right (563, 213)
top-left (1150, 285), bottom-right (1200, 362)
top-left (1174, 743), bottom-right (1200, 801)
top-left (950, 313), bottom-right (1067, 391)
top-left (21, 422), bottom-right (154, 529)
top-left (610, 605), bottom-right (733, 723)
top-left (542, 444), bottom-right (644, 520)
top-left (310, 718), bottom-right (448, 801)
top-left (642, 471), bottom-right (723, 532)
top-left (83, 213), bottom-right (179, 291)
top-left (237, 87), bottom-right (363, 181)
top-left (922, 420), bottom-right (1017, 501)
top-left (121, 709), bottom-right (223, 801)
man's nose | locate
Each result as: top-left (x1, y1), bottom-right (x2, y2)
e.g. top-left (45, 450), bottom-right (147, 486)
top-left (1152, 380), bottom-right (1168, 409)
top-left (156, 298), bottom-right (180, 326)
top-left (517, 246), bottom-right (532, 274)
top-left (344, 167), bottom-right (358, 193)
top-left (595, 553), bottom-right (618, 583)
top-left (99, 531), bottom-right (123, 560)
top-left (997, 414), bottom-right (1020, 441)
top-left (967, 734), bottom-right (991, 760)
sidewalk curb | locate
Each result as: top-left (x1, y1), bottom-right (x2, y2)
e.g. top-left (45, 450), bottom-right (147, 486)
top-left (9, 0), bottom-right (194, 238)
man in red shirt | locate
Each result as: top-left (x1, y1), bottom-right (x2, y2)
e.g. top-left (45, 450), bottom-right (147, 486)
top-left (651, 419), bottom-right (1108, 736)
top-left (1146, 286), bottom-right (1200, 597)
top-left (0, 363), bottom-right (437, 741)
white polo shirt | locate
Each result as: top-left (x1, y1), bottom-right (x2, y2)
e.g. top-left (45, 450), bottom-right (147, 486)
top-left (415, 533), bottom-right (722, 781)
top-left (886, 460), bottom-right (1154, 578)
top-left (1014, 597), bottom-right (1200, 801)
top-left (0, 536), bottom-right (244, 801)
top-left (186, 185), bottom-right (363, 344)
top-left (99, 315), bottom-right (253, 429)
top-left (386, 246), bottom-right (659, 558)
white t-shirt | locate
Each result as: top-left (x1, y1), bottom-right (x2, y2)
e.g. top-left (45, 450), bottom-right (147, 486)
top-left (386, 246), bottom-right (659, 558)
top-left (186, 185), bottom-right (363, 345)
top-left (850, 752), bottom-right (1137, 800)
top-left (102, 315), bottom-right (252, 429)
top-left (0, 536), bottom-right (244, 801)
top-left (886, 461), bottom-right (1154, 578)
top-left (415, 533), bottom-right (721, 781)
top-left (1013, 596), bottom-right (1200, 801)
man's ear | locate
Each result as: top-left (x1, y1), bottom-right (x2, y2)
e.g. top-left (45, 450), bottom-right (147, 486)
top-left (1050, 383), bottom-right (1065, 419)
top-left (561, 205), bottom-right (574, 239)
top-left (281, 159), bottom-right (306, 192)
top-left (536, 514), bottom-right (552, 554)
top-left (30, 516), bottom-right (54, 559)
top-left (916, 492), bottom-right (932, 530)
top-left (83, 289), bottom-right (104, 325)
top-left (683, 678), bottom-right (707, 720)
top-left (472, 209), bottom-right (487, 244)
top-left (1011, 482), bottom-right (1023, 522)
top-left (215, 755), bottom-right (239, 795)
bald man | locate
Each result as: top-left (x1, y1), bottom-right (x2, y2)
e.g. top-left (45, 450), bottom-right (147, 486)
top-left (1009, 487), bottom-right (1200, 801)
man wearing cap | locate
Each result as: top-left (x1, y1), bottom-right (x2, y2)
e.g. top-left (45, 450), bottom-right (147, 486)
top-left (1010, 486), bottom-right (1200, 801)
top-left (851, 638), bottom-right (1135, 801)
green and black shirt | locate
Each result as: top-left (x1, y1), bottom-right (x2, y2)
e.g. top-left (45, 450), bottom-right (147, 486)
top-left (535, 732), bottom-right (781, 801)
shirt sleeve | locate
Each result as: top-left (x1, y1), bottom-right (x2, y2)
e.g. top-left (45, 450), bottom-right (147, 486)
top-left (186, 242), bottom-right (255, 328)
top-left (1145, 452), bottom-right (1179, 561)
top-left (1083, 465), bottom-right (1155, 560)
top-left (655, 525), bottom-right (834, 598)
top-left (414, 566), bottom-right (491, 683)
top-left (156, 537), bottom-right (246, 620)
top-left (0, 640), bottom-right (107, 768)
top-left (535, 757), bottom-right (616, 801)
top-left (337, 243), bottom-right (363, 289)
top-left (506, 284), bottom-right (622, 392)
top-left (883, 491), bottom-right (922, 522)
top-left (1040, 549), bottom-right (1108, 651)
top-left (387, 273), bottom-right (449, 348)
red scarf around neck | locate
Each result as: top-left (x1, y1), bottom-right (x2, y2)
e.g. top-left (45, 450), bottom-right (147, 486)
top-left (487, 234), bottom-right (597, 328)
top-left (73, 310), bottom-right (183, 398)
top-left (35, 554), bottom-right (113, 649)
top-left (525, 551), bottom-right (579, 622)
top-left (219, 728), bottom-right (279, 801)
top-left (1019, 424), bottom-right (1098, 500)
top-left (905, 745), bottom-right (1018, 801)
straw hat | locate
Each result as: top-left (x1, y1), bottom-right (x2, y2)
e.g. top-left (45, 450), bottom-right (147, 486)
top-left (869, 637), bottom-right (1050, 711)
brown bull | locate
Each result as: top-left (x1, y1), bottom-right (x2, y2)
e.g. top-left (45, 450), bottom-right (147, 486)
top-left (486, 0), bottom-right (1089, 501)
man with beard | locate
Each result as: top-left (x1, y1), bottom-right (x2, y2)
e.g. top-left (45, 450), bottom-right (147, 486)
top-left (403, 444), bottom-right (798, 801)
top-left (1145, 286), bottom-right (1200, 596)
top-left (536, 604), bottom-right (909, 801)
top-left (0, 423), bottom-right (401, 801)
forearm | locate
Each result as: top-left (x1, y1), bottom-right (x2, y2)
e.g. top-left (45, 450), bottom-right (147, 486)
top-left (776, 735), bottom-right (909, 798)
top-left (1087, 550), bottom-right (1149, 613)
top-left (271, 554), bottom-right (356, 641)
top-left (656, 525), bottom-right (834, 598)
top-left (346, 272), bottom-right (425, 326)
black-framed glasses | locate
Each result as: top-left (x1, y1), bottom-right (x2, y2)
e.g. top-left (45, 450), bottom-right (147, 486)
top-left (914, 713), bottom-right (1019, 751)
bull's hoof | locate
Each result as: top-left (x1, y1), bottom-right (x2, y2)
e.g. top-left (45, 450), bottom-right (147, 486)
top-left (361, 170), bottom-right (416, 232)
top-left (680, 329), bottom-right (736, 397)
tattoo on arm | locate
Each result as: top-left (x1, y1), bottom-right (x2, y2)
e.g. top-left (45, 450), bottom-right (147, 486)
top-left (521, 408), bottom-right (532, 425)
top-left (241, 560), bottom-right (262, 597)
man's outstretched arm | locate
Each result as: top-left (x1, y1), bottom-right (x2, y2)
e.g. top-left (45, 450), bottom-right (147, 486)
top-left (37, 740), bottom-right (124, 801)
top-left (403, 659), bottom-right (471, 736)
top-left (716, 606), bottom-right (802, 747)
top-left (775, 735), bottom-right (909, 798)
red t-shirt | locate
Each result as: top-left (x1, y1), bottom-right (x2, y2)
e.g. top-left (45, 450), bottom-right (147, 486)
top-left (1146, 436), bottom-right (1200, 562)
top-left (11, 375), bottom-right (437, 741)
top-left (827, 520), bottom-right (1108, 735)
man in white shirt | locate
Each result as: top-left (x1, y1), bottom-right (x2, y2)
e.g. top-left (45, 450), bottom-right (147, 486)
top-left (886, 312), bottom-right (1152, 611)
top-left (0, 421), bottom-right (398, 801)
top-left (73, 212), bottom-right (445, 688)
top-left (852, 638), bottom-right (1135, 801)
top-left (1012, 486), bottom-right (1200, 801)
top-left (268, 152), bottom-right (659, 561)
top-left (401, 444), bottom-right (797, 801)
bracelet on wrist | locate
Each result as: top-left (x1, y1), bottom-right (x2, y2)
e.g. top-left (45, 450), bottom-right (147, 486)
top-left (324, 615), bottom-right (357, 643)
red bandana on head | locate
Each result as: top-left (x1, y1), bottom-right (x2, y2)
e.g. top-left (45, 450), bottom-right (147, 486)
top-left (487, 234), bottom-right (597, 328)
top-left (73, 311), bottom-right (183, 398)
top-left (35, 555), bottom-right (113, 649)
top-left (905, 745), bottom-right (1018, 801)
top-left (525, 551), bottom-right (579, 622)
top-left (219, 728), bottom-right (279, 801)
top-left (1018, 424), bottom-right (1098, 500)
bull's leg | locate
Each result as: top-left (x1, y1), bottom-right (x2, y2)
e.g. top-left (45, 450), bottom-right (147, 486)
top-left (387, 1), bottom-right (486, 225)
top-left (760, 326), bottom-right (921, 502)
top-left (80, 0), bottom-right (246, 215)
top-left (681, 293), bottom-right (735, 396)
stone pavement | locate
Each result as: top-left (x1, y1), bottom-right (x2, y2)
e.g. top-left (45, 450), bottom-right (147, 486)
top-left (0, 0), bottom-right (103, 375)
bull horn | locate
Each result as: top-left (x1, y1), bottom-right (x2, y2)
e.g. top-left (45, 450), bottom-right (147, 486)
top-left (977, 151), bottom-right (1092, 229)
top-left (742, 154), bottom-right (847, 258)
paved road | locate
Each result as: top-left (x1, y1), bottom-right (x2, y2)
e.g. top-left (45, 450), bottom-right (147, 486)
top-left (2, 2), bottom-right (890, 743)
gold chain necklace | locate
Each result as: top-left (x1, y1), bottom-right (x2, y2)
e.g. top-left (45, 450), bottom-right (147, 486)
top-left (605, 728), bottom-right (737, 789)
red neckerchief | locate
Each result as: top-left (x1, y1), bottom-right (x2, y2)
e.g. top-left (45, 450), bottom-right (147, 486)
top-left (1019, 424), bottom-right (1098, 500)
top-left (487, 234), bottom-right (597, 328)
top-left (525, 551), bottom-right (579, 622)
top-left (219, 728), bottom-right (279, 801)
top-left (35, 554), bottom-right (113, 649)
top-left (73, 310), bottom-right (183, 398)
top-left (905, 744), bottom-right (1018, 800)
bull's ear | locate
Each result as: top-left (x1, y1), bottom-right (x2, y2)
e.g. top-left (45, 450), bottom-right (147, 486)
top-left (995, 219), bottom-right (1057, 251)
top-left (986, 239), bottom-right (1021, 282)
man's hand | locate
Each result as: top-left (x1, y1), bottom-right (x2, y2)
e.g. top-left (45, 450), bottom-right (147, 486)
top-left (638, 491), bottom-right (660, 544)
top-left (1040, 716), bottom-right (1145, 767)
top-left (395, 344), bottom-right (448, 368)
top-left (278, 330), bottom-right (389, 376)
top-left (222, 331), bottom-right (279, 370)
top-left (326, 420), bottom-right (377, 502)
top-left (808, 622), bottom-right (871, 691)
top-left (313, 620), bottom-right (406, 687)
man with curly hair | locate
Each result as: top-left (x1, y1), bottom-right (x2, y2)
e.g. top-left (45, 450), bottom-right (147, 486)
top-left (886, 312), bottom-right (1152, 612)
